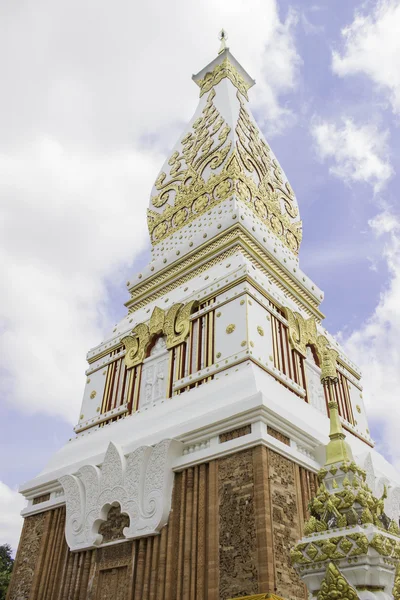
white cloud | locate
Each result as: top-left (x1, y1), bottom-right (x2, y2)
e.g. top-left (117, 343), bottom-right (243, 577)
top-left (0, 140), bottom-right (161, 424)
top-left (311, 118), bottom-right (393, 192)
top-left (341, 210), bottom-right (400, 468)
top-left (0, 1), bottom-right (301, 425)
top-left (332, 0), bottom-right (400, 115)
top-left (0, 482), bottom-right (25, 553)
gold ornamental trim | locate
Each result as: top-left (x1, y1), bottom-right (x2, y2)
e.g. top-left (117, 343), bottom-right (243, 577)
top-left (121, 300), bottom-right (197, 368)
top-left (194, 56), bottom-right (251, 100)
top-left (126, 228), bottom-right (323, 321)
top-left (148, 89), bottom-right (302, 254)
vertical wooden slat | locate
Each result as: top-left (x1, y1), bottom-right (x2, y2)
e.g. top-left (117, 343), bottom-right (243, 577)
top-left (101, 361), bottom-right (113, 414)
top-left (252, 446), bottom-right (275, 594)
top-left (46, 508), bottom-right (63, 598)
top-left (165, 473), bottom-right (182, 600)
top-left (72, 552), bottom-right (84, 600)
top-left (182, 468), bottom-right (194, 598)
top-left (176, 470), bottom-right (187, 599)
top-left (142, 537), bottom-right (153, 600)
top-left (295, 465), bottom-right (305, 538)
top-left (207, 460), bottom-right (219, 600)
top-left (30, 511), bottom-right (52, 600)
top-left (126, 367), bottom-right (135, 414)
top-left (196, 463), bottom-right (207, 600)
top-left (156, 526), bottom-right (168, 600)
top-left (149, 532), bottom-right (160, 600)
top-left (49, 508), bottom-right (67, 600)
top-left (190, 466), bottom-right (199, 600)
top-left (69, 552), bottom-right (79, 599)
top-left (39, 509), bottom-right (57, 598)
top-left (133, 538), bottom-right (146, 599)
top-left (133, 364), bottom-right (142, 411)
top-left (78, 551), bottom-right (92, 600)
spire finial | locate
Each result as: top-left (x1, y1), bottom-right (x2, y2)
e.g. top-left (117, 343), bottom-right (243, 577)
top-left (324, 395), bottom-right (354, 465)
top-left (218, 29), bottom-right (229, 54)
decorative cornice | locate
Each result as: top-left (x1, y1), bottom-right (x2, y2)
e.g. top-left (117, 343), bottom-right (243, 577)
top-left (193, 56), bottom-right (251, 100)
top-left (125, 229), bottom-right (323, 319)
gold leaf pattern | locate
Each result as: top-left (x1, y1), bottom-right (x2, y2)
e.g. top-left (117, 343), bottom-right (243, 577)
top-left (148, 88), bottom-right (302, 254)
top-left (195, 57), bottom-right (251, 100)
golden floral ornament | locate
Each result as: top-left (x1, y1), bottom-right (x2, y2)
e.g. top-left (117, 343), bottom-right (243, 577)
top-left (90, 391), bottom-right (96, 399)
top-left (257, 326), bottom-right (264, 336)
top-left (226, 324), bottom-right (236, 334)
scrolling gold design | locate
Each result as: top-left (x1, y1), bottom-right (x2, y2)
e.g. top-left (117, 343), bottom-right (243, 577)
top-left (195, 56), bottom-right (251, 100)
top-left (121, 300), bottom-right (198, 368)
top-left (150, 89), bottom-right (231, 213)
top-left (148, 87), bottom-right (302, 253)
top-left (122, 322), bottom-right (150, 369)
top-left (282, 306), bottom-right (339, 382)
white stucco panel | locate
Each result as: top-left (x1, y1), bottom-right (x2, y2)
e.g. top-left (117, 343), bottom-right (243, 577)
top-left (79, 367), bottom-right (106, 424)
top-left (246, 297), bottom-right (273, 367)
top-left (214, 296), bottom-right (247, 360)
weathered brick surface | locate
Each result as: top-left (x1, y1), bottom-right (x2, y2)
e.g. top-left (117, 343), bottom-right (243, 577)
top-left (267, 426), bottom-right (290, 446)
top-left (219, 425), bottom-right (251, 443)
top-left (218, 449), bottom-right (258, 600)
top-left (7, 513), bottom-right (46, 600)
top-left (267, 450), bottom-right (306, 600)
top-left (8, 450), bottom-right (313, 600)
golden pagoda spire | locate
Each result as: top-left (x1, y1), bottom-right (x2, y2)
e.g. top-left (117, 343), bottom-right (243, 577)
top-left (320, 348), bottom-right (354, 465)
top-left (324, 396), bottom-right (354, 465)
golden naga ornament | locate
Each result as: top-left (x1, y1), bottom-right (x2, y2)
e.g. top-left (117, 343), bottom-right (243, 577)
top-left (121, 300), bottom-right (198, 369)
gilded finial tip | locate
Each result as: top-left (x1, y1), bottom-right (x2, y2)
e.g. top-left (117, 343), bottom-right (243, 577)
top-left (218, 29), bottom-right (228, 54)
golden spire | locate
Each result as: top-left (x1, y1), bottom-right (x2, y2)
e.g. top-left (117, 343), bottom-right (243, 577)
top-left (325, 394), bottom-right (354, 465)
top-left (218, 29), bottom-right (229, 54)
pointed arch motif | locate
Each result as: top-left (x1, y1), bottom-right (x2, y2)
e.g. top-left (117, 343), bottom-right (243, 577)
top-left (121, 300), bottom-right (199, 370)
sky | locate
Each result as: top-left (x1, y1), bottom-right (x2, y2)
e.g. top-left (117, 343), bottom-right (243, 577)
top-left (1, 0), bottom-right (400, 552)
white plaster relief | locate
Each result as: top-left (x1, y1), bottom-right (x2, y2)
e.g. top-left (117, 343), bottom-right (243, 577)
top-left (139, 338), bottom-right (169, 409)
top-left (59, 438), bottom-right (181, 551)
top-left (183, 439), bottom-right (211, 455)
top-left (305, 347), bottom-right (326, 415)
